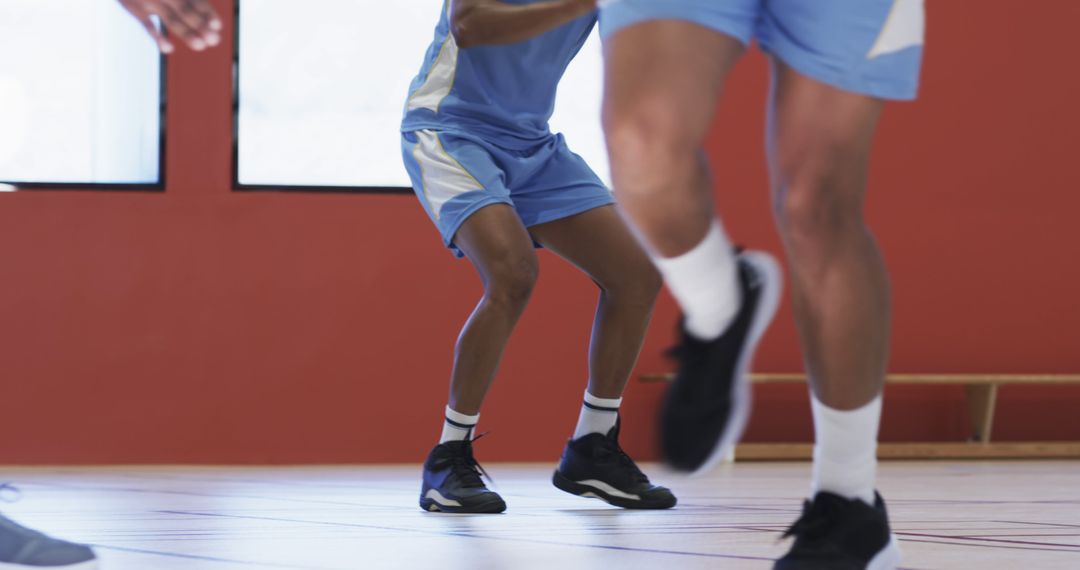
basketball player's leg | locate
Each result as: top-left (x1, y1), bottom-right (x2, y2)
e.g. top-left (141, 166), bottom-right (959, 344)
top-left (527, 205), bottom-right (675, 509)
top-left (769, 63), bottom-right (889, 411)
top-left (602, 20), bottom-right (740, 258)
top-left (760, 0), bottom-right (925, 566)
top-left (769, 57), bottom-right (888, 479)
top-left (403, 131), bottom-right (539, 513)
top-left (414, 205), bottom-right (538, 514)
top-left (600, 8), bottom-right (783, 472)
top-left (531, 204), bottom-right (658, 428)
top-left (531, 206), bottom-right (660, 400)
top-left (767, 56), bottom-right (900, 570)
top-left (450, 205), bottom-right (541, 418)
top-left (529, 200), bottom-right (660, 403)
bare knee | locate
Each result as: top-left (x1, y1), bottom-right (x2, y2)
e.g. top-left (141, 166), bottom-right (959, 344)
top-left (771, 135), bottom-right (870, 254)
top-left (599, 259), bottom-right (662, 309)
top-left (774, 178), bottom-right (858, 251)
top-left (604, 98), bottom-right (700, 194)
top-left (483, 253), bottom-right (539, 311)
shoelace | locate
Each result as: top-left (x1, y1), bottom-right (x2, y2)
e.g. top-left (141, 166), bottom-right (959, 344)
top-left (593, 424), bottom-right (649, 485)
top-left (781, 498), bottom-right (839, 541)
top-left (600, 443), bottom-right (649, 485)
top-left (450, 433), bottom-right (494, 489)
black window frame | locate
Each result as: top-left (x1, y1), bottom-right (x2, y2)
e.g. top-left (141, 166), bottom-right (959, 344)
top-left (231, 1), bottom-right (409, 195)
top-left (0, 17), bottom-right (168, 193)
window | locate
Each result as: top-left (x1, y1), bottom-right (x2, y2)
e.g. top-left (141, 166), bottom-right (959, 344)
top-left (235, 1), bottom-right (609, 191)
top-left (0, 1), bottom-right (164, 188)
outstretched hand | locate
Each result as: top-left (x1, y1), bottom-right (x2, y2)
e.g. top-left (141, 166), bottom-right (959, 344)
top-left (117, 0), bottom-right (222, 53)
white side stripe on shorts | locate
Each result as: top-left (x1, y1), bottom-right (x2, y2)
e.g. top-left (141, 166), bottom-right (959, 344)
top-left (411, 130), bottom-right (484, 220)
top-left (868, 0), bottom-right (925, 59)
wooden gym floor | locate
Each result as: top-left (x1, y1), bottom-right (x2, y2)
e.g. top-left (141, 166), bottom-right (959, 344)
top-left (2, 461), bottom-right (1078, 569)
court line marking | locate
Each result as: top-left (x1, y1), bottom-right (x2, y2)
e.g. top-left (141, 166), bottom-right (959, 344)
top-left (160, 510), bottom-right (778, 562)
top-left (900, 538), bottom-right (1080, 554)
top-left (87, 544), bottom-right (331, 570)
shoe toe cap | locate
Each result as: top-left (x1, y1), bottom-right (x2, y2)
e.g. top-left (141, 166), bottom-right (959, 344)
top-left (639, 485), bottom-right (678, 509)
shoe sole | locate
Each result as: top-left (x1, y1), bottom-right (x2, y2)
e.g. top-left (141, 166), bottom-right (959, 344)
top-left (551, 470), bottom-right (677, 510)
top-left (691, 251), bottom-right (783, 476)
top-left (418, 495), bottom-right (506, 514)
top-left (0, 561), bottom-right (98, 570)
top-left (773, 534), bottom-right (901, 569)
top-left (868, 535), bottom-right (902, 570)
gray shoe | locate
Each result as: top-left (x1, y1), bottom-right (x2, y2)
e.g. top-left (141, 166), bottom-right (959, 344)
top-left (0, 512), bottom-right (97, 569)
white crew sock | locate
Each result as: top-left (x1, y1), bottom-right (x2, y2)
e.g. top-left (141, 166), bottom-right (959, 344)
top-left (439, 406), bottom-right (479, 444)
top-left (651, 219), bottom-right (741, 341)
top-left (810, 394), bottom-right (881, 505)
top-left (573, 391), bottom-right (622, 440)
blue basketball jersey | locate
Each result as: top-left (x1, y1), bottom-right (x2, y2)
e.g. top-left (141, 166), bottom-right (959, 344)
top-left (401, 1), bottom-right (597, 149)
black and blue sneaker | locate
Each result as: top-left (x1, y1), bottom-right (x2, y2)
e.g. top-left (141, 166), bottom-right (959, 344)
top-left (553, 419), bottom-right (676, 510)
top-left (775, 491), bottom-right (901, 570)
top-left (0, 511), bottom-right (97, 569)
top-left (419, 438), bottom-right (506, 514)
top-left (661, 251), bottom-right (782, 473)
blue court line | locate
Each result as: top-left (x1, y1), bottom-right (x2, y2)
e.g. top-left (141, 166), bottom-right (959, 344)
top-left (161, 510), bottom-right (777, 562)
top-left (86, 544), bottom-right (332, 570)
top-left (17, 480), bottom-right (402, 511)
top-left (74, 470), bottom-right (415, 494)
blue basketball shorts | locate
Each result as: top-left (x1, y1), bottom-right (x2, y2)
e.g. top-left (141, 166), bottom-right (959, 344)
top-left (402, 130), bottom-right (615, 258)
top-left (600, 0), bottom-right (925, 100)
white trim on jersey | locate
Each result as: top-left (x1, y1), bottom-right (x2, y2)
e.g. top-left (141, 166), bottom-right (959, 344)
top-left (407, 33), bottom-right (460, 113)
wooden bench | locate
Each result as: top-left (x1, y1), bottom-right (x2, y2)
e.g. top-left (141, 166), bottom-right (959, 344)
top-left (639, 373), bottom-right (1080, 460)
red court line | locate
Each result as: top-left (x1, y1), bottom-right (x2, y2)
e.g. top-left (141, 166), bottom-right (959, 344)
top-left (900, 532), bottom-right (1080, 552)
top-left (900, 538), bottom-right (1079, 554)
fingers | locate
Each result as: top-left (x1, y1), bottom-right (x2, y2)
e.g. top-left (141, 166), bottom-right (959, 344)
top-left (186, 0), bottom-right (223, 32)
top-left (158, 0), bottom-right (221, 51)
top-left (156, 2), bottom-right (204, 51)
top-left (129, 6), bottom-right (176, 53)
top-left (175, 0), bottom-right (222, 46)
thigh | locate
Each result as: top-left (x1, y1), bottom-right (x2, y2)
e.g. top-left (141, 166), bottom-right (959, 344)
top-left (759, 0), bottom-right (926, 101)
top-left (767, 59), bottom-right (884, 204)
top-left (601, 16), bottom-right (746, 149)
top-left (529, 204), bottom-right (653, 290)
top-left (403, 130), bottom-right (515, 256)
top-left (600, 0), bottom-right (758, 45)
top-left (454, 204), bottom-right (538, 284)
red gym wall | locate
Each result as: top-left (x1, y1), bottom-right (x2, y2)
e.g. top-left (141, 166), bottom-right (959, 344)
top-left (0, 1), bottom-right (1077, 464)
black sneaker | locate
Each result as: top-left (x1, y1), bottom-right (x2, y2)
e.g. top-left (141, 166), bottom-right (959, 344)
top-left (552, 419), bottom-right (676, 510)
top-left (774, 492), bottom-right (901, 570)
top-left (0, 511), bottom-right (97, 569)
top-left (419, 439), bottom-right (506, 514)
top-left (660, 251), bottom-right (782, 472)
